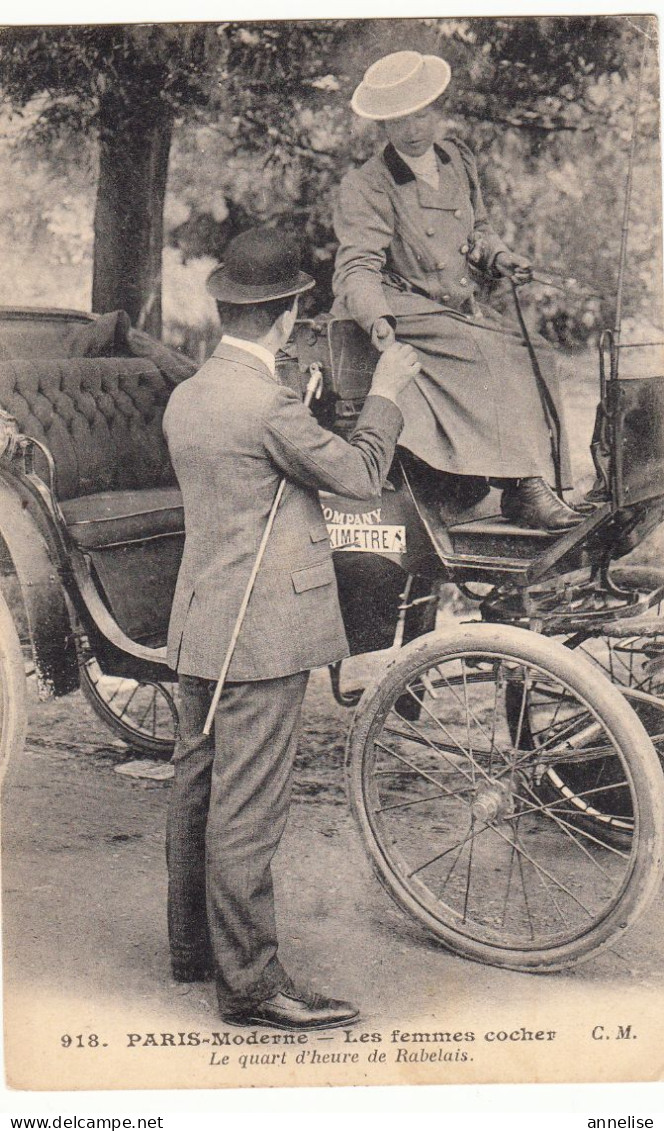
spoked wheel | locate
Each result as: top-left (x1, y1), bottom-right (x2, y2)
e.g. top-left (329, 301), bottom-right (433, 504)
top-left (0, 586), bottom-right (28, 780)
top-left (347, 624), bottom-right (664, 971)
top-left (537, 566), bottom-right (664, 846)
top-left (79, 658), bottom-right (177, 758)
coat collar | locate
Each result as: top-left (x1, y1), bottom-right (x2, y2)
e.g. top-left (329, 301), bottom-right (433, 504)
top-left (381, 140), bottom-right (458, 211)
top-left (382, 141), bottom-right (451, 186)
top-left (211, 340), bottom-right (276, 383)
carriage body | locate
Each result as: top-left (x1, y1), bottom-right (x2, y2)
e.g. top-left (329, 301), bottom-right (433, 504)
top-left (2, 306), bottom-right (664, 973)
top-left (2, 305), bottom-right (664, 718)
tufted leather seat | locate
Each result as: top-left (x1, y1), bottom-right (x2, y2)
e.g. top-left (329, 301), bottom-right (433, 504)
top-left (0, 316), bottom-right (197, 644)
top-left (0, 357), bottom-right (184, 547)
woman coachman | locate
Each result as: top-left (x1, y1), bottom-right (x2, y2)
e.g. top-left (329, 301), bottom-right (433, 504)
top-left (332, 50), bottom-right (580, 531)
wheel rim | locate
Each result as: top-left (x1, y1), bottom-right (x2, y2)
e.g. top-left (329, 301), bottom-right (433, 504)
top-left (0, 585), bottom-right (28, 778)
top-left (361, 650), bottom-right (640, 955)
top-left (506, 678), bottom-right (638, 846)
top-left (81, 659), bottom-right (177, 755)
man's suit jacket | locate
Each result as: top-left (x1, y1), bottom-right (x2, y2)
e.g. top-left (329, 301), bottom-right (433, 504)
top-left (163, 341), bottom-right (403, 681)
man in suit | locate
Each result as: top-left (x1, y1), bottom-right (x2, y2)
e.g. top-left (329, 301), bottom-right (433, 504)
top-left (163, 226), bottom-right (420, 1030)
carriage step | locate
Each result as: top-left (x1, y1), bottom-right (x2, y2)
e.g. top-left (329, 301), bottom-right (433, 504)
top-left (447, 515), bottom-right (558, 560)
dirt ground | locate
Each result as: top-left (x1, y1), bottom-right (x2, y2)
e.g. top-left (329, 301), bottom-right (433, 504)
top-left (3, 651), bottom-right (664, 1092)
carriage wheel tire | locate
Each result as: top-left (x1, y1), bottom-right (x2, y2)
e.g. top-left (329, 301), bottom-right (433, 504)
top-left (346, 623), bottom-right (664, 972)
top-left (0, 587), bottom-right (28, 780)
top-left (79, 661), bottom-right (176, 758)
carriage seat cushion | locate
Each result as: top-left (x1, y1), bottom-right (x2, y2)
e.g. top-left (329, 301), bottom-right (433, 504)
top-left (60, 487), bottom-right (184, 550)
top-left (0, 357), bottom-right (177, 499)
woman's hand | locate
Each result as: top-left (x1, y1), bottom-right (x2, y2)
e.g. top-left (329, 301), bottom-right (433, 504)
top-left (494, 251), bottom-right (533, 286)
top-left (371, 317), bottom-right (397, 352)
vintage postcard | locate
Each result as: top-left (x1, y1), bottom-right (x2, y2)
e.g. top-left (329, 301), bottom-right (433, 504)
top-left (1, 11), bottom-right (663, 1095)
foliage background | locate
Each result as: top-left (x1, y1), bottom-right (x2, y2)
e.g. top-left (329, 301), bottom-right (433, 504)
top-left (0, 15), bottom-right (661, 360)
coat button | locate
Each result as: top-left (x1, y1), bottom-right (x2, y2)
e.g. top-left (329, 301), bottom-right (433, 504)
top-left (459, 276), bottom-right (468, 286)
top-left (436, 261), bottom-right (446, 270)
top-left (426, 227), bottom-right (436, 236)
top-left (453, 208), bottom-right (462, 219)
top-left (442, 294), bottom-right (450, 302)
top-left (460, 243), bottom-right (469, 254)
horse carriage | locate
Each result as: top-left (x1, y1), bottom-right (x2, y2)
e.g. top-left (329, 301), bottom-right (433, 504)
top-left (1, 301), bottom-right (664, 974)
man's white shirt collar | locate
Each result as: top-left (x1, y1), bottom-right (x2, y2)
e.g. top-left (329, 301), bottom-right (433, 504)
top-left (219, 334), bottom-right (276, 376)
top-left (395, 145), bottom-right (440, 190)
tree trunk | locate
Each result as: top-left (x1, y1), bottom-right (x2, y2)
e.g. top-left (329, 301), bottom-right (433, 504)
top-left (92, 90), bottom-right (173, 339)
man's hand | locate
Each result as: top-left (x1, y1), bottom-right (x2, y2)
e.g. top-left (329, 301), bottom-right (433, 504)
top-left (371, 317), bottom-right (397, 352)
top-left (370, 342), bottom-right (421, 403)
top-left (494, 250), bottom-right (533, 286)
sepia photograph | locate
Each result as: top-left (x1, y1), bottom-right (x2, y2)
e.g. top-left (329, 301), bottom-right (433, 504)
top-left (0, 9), bottom-right (663, 1097)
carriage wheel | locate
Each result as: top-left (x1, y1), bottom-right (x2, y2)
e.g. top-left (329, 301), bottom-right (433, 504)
top-left (0, 586), bottom-right (28, 779)
top-left (535, 566), bottom-right (664, 846)
top-left (346, 623), bottom-right (664, 971)
top-left (79, 658), bottom-right (177, 758)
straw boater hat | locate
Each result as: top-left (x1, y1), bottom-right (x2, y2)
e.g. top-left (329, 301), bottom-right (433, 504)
top-left (351, 50), bottom-right (451, 121)
top-left (207, 227), bottom-right (315, 305)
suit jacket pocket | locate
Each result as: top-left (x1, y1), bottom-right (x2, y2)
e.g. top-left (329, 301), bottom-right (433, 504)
top-left (292, 559), bottom-right (335, 593)
top-left (310, 525), bottom-right (330, 543)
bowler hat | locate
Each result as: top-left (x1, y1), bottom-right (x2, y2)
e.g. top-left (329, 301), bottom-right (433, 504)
top-left (206, 227), bottom-right (315, 304)
top-left (351, 50), bottom-right (451, 121)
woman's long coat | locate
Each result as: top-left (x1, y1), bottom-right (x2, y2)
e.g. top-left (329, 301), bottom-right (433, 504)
top-left (332, 139), bottom-right (572, 487)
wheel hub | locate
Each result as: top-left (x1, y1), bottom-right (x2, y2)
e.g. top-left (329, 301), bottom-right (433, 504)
top-left (471, 782), bottom-right (513, 824)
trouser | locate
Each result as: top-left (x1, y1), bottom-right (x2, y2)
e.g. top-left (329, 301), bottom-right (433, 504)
top-left (166, 669), bottom-right (310, 1012)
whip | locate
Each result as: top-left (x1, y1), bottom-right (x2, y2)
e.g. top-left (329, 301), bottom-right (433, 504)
top-left (611, 19), bottom-right (653, 382)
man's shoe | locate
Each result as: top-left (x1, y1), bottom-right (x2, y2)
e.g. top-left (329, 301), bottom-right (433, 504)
top-left (223, 989), bottom-right (359, 1031)
top-left (501, 478), bottom-right (583, 532)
